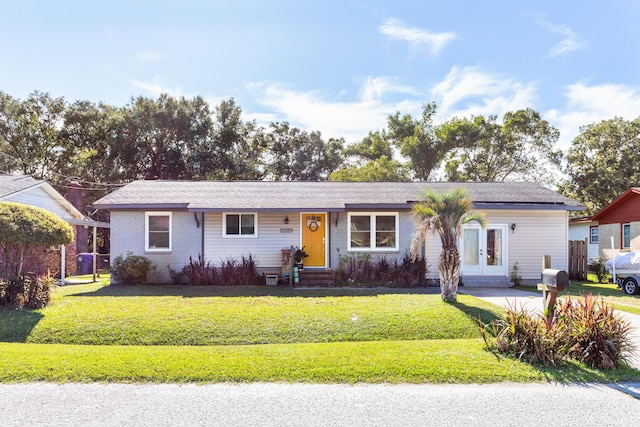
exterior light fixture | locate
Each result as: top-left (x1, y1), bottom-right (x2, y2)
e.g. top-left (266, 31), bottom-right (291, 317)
top-left (511, 223), bottom-right (517, 233)
top-left (284, 215), bottom-right (289, 224)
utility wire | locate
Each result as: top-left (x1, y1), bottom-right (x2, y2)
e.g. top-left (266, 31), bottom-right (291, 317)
top-left (0, 150), bottom-right (128, 189)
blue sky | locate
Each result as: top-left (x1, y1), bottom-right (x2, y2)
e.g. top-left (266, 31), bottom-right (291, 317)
top-left (2, 0), bottom-right (639, 150)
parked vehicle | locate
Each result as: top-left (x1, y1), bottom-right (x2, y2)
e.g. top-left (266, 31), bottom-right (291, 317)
top-left (606, 251), bottom-right (640, 295)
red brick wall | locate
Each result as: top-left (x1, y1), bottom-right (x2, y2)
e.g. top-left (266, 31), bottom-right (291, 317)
top-left (0, 235), bottom-right (78, 278)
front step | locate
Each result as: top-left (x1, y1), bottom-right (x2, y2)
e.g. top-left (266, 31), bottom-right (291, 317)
top-left (297, 270), bottom-right (336, 287)
top-left (460, 276), bottom-right (513, 287)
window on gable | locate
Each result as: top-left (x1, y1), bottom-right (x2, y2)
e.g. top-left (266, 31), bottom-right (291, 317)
top-left (623, 223), bottom-right (631, 249)
top-left (223, 213), bottom-right (257, 238)
top-left (145, 212), bottom-right (171, 251)
top-left (589, 226), bottom-right (599, 244)
top-left (348, 213), bottom-right (398, 251)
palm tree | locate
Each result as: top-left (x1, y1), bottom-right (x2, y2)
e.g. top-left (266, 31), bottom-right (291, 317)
top-left (411, 188), bottom-right (485, 302)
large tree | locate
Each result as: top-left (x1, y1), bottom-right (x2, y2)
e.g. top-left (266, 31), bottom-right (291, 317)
top-left (0, 202), bottom-right (74, 277)
top-left (329, 156), bottom-right (410, 182)
top-left (56, 100), bottom-right (121, 188)
top-left (387, 102), bottom-right (453, 181)
top-left (0, 91), bottom-right (66, 180)
top-left (438, 109), bottom-right (562, 184)
top-left (110, 94), bottom-right (213, 181)
top-left (561, 117), bottom-right (640, 214)
top-left (411, 188), bottom-right (485, 302)
top-left (330, 130), bottom-right (410, 181)
top-left (262, 122), bottom-right (344, 181)
top-left (194, 98), bottom-right (265, 180)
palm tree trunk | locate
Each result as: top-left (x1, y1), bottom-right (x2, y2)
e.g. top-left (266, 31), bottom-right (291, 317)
top-left (438, 246), bottom-right (460, 302)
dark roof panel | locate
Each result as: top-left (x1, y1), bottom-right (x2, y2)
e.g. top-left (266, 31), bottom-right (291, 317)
top-left (93, 180), bottom-right (584, 211)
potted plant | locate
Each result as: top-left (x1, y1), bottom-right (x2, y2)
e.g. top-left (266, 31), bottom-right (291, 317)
top-left (293, 246), bottom-right (309, 270)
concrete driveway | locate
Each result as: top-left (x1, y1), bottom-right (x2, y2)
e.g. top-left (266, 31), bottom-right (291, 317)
top-left (460, 286), bottom-right (640, 370)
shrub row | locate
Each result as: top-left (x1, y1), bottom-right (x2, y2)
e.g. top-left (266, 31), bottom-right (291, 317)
top-left (0, 274), bottom-right (56, 309)
top-left (168, 254), bottom-right (262, 286)
top-left (336, 253), bottom-right (430, 287)
top-left (483, 294), bottom-right (635, 370)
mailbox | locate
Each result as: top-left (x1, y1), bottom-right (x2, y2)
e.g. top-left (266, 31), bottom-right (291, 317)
top-left (541, 268), bottom-right (569, 291)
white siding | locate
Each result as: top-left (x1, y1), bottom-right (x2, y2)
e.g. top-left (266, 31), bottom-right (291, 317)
top-left (110, 210), bottom-right (202, 283)
top-left (329, 211), bottom-right (415, 270)
top-left (424, 209), bottom-right (569, 281)
top-left (204, 212), bottom-right (301, 269)
top-left (5, 186), bottom-right (77, 221)
top-left (568, 222), bottom-right (599, 263)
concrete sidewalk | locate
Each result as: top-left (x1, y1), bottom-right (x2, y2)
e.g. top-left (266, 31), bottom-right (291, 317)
top-left (460, 286), bottom-right (640, 370)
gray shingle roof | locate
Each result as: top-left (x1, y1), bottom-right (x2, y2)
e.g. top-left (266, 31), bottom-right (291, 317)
top-left (93, 180), bottom-right (584, 211)
top-left (0, 174), bottom-right (40, 199)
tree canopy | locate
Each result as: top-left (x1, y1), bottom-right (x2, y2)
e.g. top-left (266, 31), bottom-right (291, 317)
top-left (560, 117), bottom-right (640, 214)
top-left (438, 109), bottom-right (562, 184)
top-left (5, 89), bottom-right (639, 216)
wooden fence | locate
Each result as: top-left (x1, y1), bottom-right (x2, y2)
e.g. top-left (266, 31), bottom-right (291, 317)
top-left (568, 238), bottom-right (588, 280)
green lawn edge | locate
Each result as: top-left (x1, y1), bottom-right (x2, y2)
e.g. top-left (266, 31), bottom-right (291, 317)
top-left (2, 340), bottom-right (639, 384)
top-left (515, 278), bottom-right (640, 316)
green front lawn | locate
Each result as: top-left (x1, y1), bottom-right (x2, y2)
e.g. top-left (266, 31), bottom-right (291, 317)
top-left (3, 282), bottom-right (500, 346)
top-left (1, 279), bottom-right (639, 384)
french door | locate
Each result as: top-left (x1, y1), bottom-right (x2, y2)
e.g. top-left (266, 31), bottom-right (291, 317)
top-left (461, 224), bottom-right (507, 276)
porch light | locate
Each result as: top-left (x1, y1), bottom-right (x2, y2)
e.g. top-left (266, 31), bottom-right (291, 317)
top-left (284, 215), bottom-right (289, 224)
top-left (511, 223), bottom-right (517, 233)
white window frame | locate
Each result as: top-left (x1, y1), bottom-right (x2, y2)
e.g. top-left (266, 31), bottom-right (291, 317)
top-left (622, 223), bottom-right (631, 249)
top-left (223, 212), bottom-right (258, 238)
top-left (347, 212), bottom-right (399, 251)
top-left (145, 211), bottom-right (172, 252)
top-left (589, 226), bottom-right (599, 244)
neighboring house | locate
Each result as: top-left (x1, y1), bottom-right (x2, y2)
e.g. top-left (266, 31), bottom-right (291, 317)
top-left (591, 188), bottom-right (640, 261)
top-left (94, 181), bottom-right (584, 286)
top-left (568, 216), bottom-right (600, 263)
top-left (0, 174), bottom-right (106, 279)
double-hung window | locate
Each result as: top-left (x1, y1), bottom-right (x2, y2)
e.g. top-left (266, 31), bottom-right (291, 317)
top-left (348, 212), bottom-right (398, 251)
top-left (145, 212), bottom-right (172, 252)
top-left (223, 213), bottom-right (258, 238)
top-left (623, 223), bottom-right (631, 249)
top-left (589, 226), bottom-right (599, 244)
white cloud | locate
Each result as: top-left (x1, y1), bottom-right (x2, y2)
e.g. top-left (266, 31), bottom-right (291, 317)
top-left (432, 66), bottom-right (537, 119)
top-left (546, 82), bottom-right (640, 150)
top-left (131, 80), bottom-right (184, 98)
top-left (134, 52), bottom-right (164, 62)
top-left (245, 68), bottom-right (543, 145)
top-left (246, 78), bottom-right (423, 143)
top-left (536, 19), bottom-right (587, 57)
top-left (379, 18), bottom-right (456, 55)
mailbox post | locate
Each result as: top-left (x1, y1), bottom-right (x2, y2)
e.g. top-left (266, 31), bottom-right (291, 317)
top-left (537, 268), bottom-right (569, 318)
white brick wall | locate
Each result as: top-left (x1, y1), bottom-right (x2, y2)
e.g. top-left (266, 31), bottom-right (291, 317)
top-left (110, 210), bottom-right (203, 283)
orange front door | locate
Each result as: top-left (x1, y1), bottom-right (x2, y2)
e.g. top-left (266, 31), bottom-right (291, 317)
top-left (301, 213), bottom-right (326, 267)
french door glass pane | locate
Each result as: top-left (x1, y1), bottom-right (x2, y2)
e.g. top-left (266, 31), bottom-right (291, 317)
top-left (463, 229), bottom-right (479, 266)
top-left (486, 229), bottom-right (503, 266)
